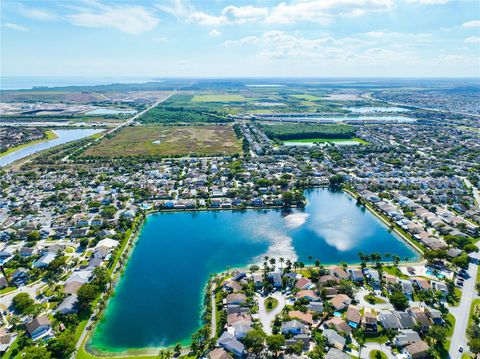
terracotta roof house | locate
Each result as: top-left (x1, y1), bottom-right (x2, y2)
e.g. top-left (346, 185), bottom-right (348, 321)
top-left (403, 340), bottom-right (429, 359)
top-left (295, 277), bottom-right (312, 290)
top-left (325, 316), bottom-right (352, 334)
top-left (288, 310), bottom-right (313, 325)
top-left (296, 290), bottom-right (320, 301)
top-left (226, 293), bottom-right (247, 305)
top-left (227, 312), bottom-right (251, 327)
top-left (208, 348), bottom-right (233, 359)
top-left (330, 294), bottom-right (351, 311)
top-left (346, 305), bottom-right (361, 326)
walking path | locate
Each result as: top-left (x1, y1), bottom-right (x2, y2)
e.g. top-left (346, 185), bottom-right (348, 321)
top-left (360, 342), bottom-right (396, 359)
top-left (210, 283), bottom-right (217, 339)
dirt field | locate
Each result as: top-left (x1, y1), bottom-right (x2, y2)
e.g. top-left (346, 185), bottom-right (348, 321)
top-left (83, 125), bottom-right (241, 157)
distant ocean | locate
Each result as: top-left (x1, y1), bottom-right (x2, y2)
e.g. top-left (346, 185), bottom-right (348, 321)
top-left (0, 76), bottom-right (157, 90)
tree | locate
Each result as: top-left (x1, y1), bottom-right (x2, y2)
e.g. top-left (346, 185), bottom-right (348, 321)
top-left (244, 329), bottom-right (266, 355)
top-left (329, 174), bottom-right (345, 187)
top-left (426, 325), bottom-right (447, 348)
top-left (469, 338), bottom-right (480, 356)
top-left (27, 230), bottom-right (41, 242)
top-left (266, 334), bottom-right (285, 358)
top-left (23, 346), bottom-right (51, 359)
top-left (12, 293), bottom-right (34, 314)
top-left (77, 283), bottom-right (97, 310)
top-left (389, 291), bottom-right (409, 311)
top-left (173, 343), bottom-right (182, 357)
top-left (47, 331), bottom-right (76, 358)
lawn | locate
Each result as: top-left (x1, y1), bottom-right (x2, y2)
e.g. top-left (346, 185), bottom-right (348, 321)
top-left (191, 94), bottom-right (246, 103)
top-left (291, 94), bottom-right (323, 101)
top-left (265, 297), bottom-right (279, 312)
top-left (284, 137), bottom-right (367, 144)
top-left (369, 350), bottom-right (387, 359)
top-left (83, 125), bottom-right (242, 157)
top-left (364, 294), bottom-right (386, 305)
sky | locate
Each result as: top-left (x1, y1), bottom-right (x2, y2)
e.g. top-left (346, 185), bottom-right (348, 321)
top-left (1, 0), bottom-right (480, 78)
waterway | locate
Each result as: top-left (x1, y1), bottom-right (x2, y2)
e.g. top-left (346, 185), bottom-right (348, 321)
top-left (90, 188), bottom-right (418, 352)
top-left (0, 128), bottom-right (103, 166)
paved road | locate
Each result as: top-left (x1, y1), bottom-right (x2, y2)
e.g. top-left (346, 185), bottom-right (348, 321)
top-left (449, 243), bottom-right (480, 358)
top-left (360, 342), bottom-right (395, 359)
top-left (464, 178), bottom-right (480, 209)
top-left (256, 292), bottom-right (286, 335)
top-left (0, 281), bottom-right (45, 310)
top-left (357, 288), bottom-right (393, 311)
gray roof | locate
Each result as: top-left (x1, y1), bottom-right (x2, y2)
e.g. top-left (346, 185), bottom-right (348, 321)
top-left (323, 329), bottom-right (346, 348)
top-left (325, 347), bottom-right (351, 359)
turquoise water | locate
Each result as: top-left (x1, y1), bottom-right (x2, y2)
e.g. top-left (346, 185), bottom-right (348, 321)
top-left (91, 189), bottom-right (417, 351)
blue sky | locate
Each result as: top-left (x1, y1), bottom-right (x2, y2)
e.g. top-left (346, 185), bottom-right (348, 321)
top-left (1, 0), bottom-right (479, 77)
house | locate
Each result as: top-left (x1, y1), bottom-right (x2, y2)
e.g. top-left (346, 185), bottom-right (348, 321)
top-left (217, 332), bottom-right (244, 357)
top-left (288, 310), bottom-right (313, 325)
top-left (226, 293), bottom-right (246, 305)
top-left (345, 305), bottom-right (361, 327)
top-left (403, 340), bottom-right (429, 359)
top-left (365, 269), bottom-right (381, 286)
top-left (227, 312), bottom-right (251, 327)
top-left (63, 280), bottom-right (83, 295)
top-left (55, 294), bottom-right (78, 314)
top-left (307, 301), bottom-right (324, 313)
top-left (0, 328), bottom-right (17, 354)
top-left (25, 316), bottom-right (53, 341)
top-left (281, 320), bottom-right (306, 335)
top-left (325, 347), bottom-right (352, 359)
top-left (349, 269), bottom-right (364, 283)
top-left (32, 252), bottom-right (56, 268)
top-left (286, 334), bottom-right (310, 351)
top-left (296, 290), bottom-right (320, 301)
top-left (425, 307), bottom-right (444, 325)
top-left (325, 316), bottom-right (352, 334)
top-left (295, 277), bottom-right (312, 290)
top-left (395, 311), bottom-right (416, 329)
top-left (11, 268), bottom-right (29, 286)
top-left (208, 348), bottom-right (233, 359)
top-left (408, 308), bottom-right (432, 331)
top-left (0, 275), bottom-right (7, 289)
top-left (233, 323), bottom-right (252, 339)
top-left (330, 294), bottom-right (351, 311)
top-left (323, 329), bottom-right (346, 350)
top-left (362, 308), bottom-right (378, 333)
top-left (330, 266), bottom-right (349, 280)
top-left (395, 329), bottom-right (422, 347)
top-left (400, 280), bottom-right (414, 297)
top-left (379, 311), bottom-right (400, 329)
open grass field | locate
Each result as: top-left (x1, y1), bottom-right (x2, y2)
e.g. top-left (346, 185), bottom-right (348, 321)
top-left (83, 125), bottom-right (241, 157)
top-left (291, 94), bottom-right (323, 101)
top-left (283, 137), bottom-right (367, 144)
top-left (191, 94), bottom-right (246, 102)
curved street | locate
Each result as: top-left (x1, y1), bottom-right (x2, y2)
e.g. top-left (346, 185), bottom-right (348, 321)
top-left (256, 292), bottom-right (286, 335)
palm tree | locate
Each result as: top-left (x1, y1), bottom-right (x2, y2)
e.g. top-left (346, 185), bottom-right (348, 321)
top-left (314, 259), bottom-right (320, 269)
top-left (293, 261), bottom-right (299, 273)
top-left (279, 257), bottom-right (285, 271)
top-left (269, 257), bottom-right (276, 270)
top-left (307, 255), bottom-right (313, 265)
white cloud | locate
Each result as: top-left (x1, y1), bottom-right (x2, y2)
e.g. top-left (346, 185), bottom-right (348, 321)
top-left (208, 29), bottom-right (222, 37)
top-left (3, 23), bottom-right (29, 32)
top-left (187, 0), bottom-right (393, 26)
top-left (463, 20), bottom-right (480, 28)
top-left (67, 2), bottom-right (159, 34)
top-left (266, 0), bottom-right (394, 25)
top-left (14, 3), bottom-right (56, 21)
top-left (465, 36), bottom-right (480, 44)
top-left (156, 0), bottom-right (193, 18)
top-left (188, 5), bottom-right (267, 25)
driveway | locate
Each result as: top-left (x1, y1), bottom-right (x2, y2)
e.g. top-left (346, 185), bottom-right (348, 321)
top-left (256, 292), bottom-right (286, 335)
top-left (449, 243), bottom-right (480, 358)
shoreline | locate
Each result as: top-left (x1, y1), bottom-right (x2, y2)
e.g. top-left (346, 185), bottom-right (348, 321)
top-left (0, 129), bottom-right (58, 158)
top-left (80, 187), bottom-right (425, 358)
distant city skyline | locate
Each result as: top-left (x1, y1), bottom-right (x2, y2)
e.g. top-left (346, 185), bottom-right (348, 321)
top-left (1, 0), bottom-right (480, 78)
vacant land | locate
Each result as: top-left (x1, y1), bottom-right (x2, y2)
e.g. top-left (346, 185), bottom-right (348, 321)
top-left (261, 123), bottom-right (355, 141)
top-left (192, 94), bottom-right (246, 102)
top-left (83, 125), bottom-right (241, 157)
top-left (284, 137), bottom-right (367, 144)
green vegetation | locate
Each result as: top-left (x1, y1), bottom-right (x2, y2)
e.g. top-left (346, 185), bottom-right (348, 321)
top-left (83, 125), bottom-right (241, 158)
top-left (191, 94), bottom-right (246, 102)
top-left (284, 137), bottom-right (367, 144)
top-left (261, 123), bottom-right (355, 141)
top-left (265, 297), bottom-right (279, 312)
top-left (369, 350), bottom-right (387, 359)
top-left (364, 294), bottom-right (386, 304)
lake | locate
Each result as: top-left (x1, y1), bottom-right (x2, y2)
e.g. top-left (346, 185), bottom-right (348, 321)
top-left (85, 108), bottom-right (137, 115)
top-left (0, 129), bottom-right (103, 166)
top-left (90, 188), bottom-right (417, 352)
